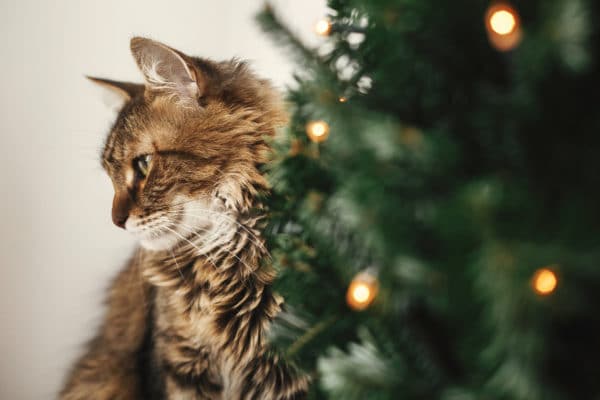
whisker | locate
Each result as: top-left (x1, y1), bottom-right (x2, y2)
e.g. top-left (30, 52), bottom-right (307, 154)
top-left (135, 208), bottom-right (264, 278)
top-left (161, 225), bottom-right (204, 256)
top-left (171, 217), bottom-right (269, 268)
top-left (158, 215), bottom-right (227, 265)
top-left (166, 214), bottom-right (234, 252)
top-left (170, 248), bottom-right (185, 282)
top-left (172, 217), bottom-right (238, 260)
top-left (168, 247), bottom-right (198, 311)
top-left (164, 208), bottom-right (268, 256)
top-left (157, 220), bottom-right (221, 271)
top-left (173, 220), bottom-right (255, 275)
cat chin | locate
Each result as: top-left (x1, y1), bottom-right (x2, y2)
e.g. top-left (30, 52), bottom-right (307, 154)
top-left (138, 233), bottom-right (180, 252)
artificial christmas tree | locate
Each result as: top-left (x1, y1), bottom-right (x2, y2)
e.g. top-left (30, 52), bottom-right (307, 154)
top-left (257, 1), bottom-right (600, 399)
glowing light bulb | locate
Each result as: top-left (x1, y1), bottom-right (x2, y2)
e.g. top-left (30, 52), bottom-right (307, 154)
top-left (346, 271), bottom-right (379, 311)
top-left (352, 284), bottom-right (371, 303)
top-left (490, 9), bottom-right (516, 35)
top-left (311, 123), bottom-right (326, 136)
top-left (314, 19), bottom-right (332, 36)
top-left (485, 3), bottom-right (522, 51)
top-left (532, 267), bottom-right (558, 295)
top-left (306, 120), bottom-right (330, 143)
top-left (338, 96), bottom-right (347, 103)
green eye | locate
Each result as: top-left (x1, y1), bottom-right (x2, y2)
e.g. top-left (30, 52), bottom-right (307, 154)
top-left (134, 154), bottom-right (152, 178)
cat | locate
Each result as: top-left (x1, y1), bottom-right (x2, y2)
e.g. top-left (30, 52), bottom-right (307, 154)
top-left (60, 37), bottom-right (308, 400)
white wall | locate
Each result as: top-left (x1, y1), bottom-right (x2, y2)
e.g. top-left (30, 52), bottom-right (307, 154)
top-left (0, 1), bottom-right (325, 398)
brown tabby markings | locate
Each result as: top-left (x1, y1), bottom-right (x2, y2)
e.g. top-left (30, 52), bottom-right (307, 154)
top-left (60, 38), bottom-right (308, 399)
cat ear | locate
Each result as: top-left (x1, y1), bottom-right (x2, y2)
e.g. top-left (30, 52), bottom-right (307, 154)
top-left (86, 76), bottom-right (144, 110)
top-left (130, 37), bottom-right (204, 103)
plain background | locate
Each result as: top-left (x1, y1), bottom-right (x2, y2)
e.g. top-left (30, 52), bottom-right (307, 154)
top-left (0, 1), bottom-right (326, 398)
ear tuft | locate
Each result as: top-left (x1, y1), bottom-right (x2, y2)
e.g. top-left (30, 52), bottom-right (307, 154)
top-left (86, 76), bottom-right (144, 110)
top-left (130, 37), bottom-right (204, 103)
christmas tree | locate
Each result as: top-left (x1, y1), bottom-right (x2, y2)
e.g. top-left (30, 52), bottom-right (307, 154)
top-left (256, 0), bottom-right (600, 399)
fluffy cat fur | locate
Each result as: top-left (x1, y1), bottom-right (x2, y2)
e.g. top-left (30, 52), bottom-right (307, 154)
top-left (60, 37), bottom-right (308, 400)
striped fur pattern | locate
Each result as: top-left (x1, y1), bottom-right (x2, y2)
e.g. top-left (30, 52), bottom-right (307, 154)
top-left (60, 38), bottom-right (308, 400)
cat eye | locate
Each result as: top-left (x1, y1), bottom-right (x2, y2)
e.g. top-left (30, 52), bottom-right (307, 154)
top-left (134, 154), bottom-right (152, 178)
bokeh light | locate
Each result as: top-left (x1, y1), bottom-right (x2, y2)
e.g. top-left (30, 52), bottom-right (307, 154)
top-left (314, 19), bottom-right (332, 36)
top-left (346, 271), bottom-right (379, 310)
top-left (352, 284), bottom-right (370, 303)
top-left (306, 120), bottom-right (330, 143)
top-left (485, 3), bottom-right (522, 51)
top-left (532, 267), bottom-right (558, 295)
top-left (490, 9), bottom-right (516, 35)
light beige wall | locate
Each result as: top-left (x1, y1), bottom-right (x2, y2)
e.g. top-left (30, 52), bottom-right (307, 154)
top-left (0, 1), bottom-right (325, 398)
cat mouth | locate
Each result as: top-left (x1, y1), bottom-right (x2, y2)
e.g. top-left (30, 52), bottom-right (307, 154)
top-left (123, 197), bottom-right (224, 252)
top-left (125, 214), bottom-right (183, 251)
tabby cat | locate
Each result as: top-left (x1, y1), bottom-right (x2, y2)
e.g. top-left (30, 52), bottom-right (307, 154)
top-left (60, 37), bottom-right (308, 400)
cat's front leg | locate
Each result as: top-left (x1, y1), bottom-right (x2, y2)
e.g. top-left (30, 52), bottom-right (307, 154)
top-left (59, 255), bottom-right (150, 400)
top-left (233, 353), bottom-right (309, 400)
top-left (59, 341), bottom-right (143, 400)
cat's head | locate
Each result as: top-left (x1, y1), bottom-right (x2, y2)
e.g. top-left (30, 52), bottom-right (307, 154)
top-left (90, 37), bottom-right (285, 251)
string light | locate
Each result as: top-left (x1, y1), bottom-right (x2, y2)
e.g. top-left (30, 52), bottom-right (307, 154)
top-left (485, 3), bottom-right (522, 51)
top-left (306, 120), bottom-right (330, 143)
top-left (314, 18), bottom-right (332, 36)
top-left (338, 96), bottom-right (347, 103)
top-left (346, 271), bottom-right (379, 311)
top-left (532, 267), bottom-right (558, 296)
top-left (490, 9), bottom-right (516, 35)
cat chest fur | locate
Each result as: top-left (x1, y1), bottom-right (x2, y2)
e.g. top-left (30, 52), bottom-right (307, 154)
top-left (141, 255), bottom-right (281, 399)
top-left (151, 281), bottom-right (226, 399)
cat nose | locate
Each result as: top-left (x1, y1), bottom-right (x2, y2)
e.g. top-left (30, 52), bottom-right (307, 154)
top-left (112, 213), bottom-right (128, 229)
top-left (112, 192), bottom-right (132, 229)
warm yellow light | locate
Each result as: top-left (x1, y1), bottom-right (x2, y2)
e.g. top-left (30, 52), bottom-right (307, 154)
top-left (306, 120), bottom-right (330, 143)
top-left (312, 123), bottom-right (326, 136)
top-left (352, 284), bottom-right (371, 303)
top-left (532, 268), bottom-right (558, 295)
top-left (314, 19), bottom-right (332, 36)
top-left (338, 96), bottom-right (347, 103)
top-left (485, 3), bottom-right (522, 51)
top-left (490, 9), bottom-right (516, 35)
top-left (346, 271), bottom-right (379, 311)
